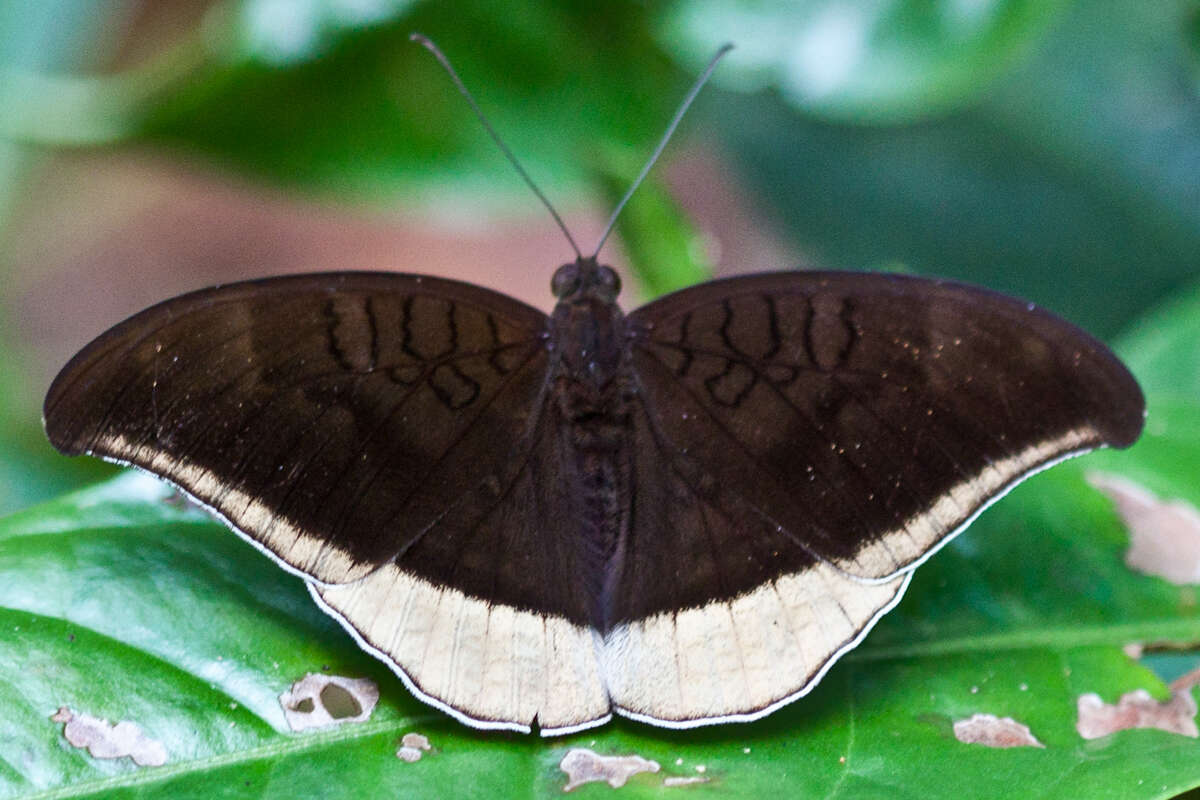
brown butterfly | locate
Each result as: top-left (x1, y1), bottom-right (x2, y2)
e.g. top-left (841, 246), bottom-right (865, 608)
top-left (43, 38), bottom-right (1144, 735)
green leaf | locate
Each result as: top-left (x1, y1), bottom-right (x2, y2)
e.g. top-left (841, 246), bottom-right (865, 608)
top-left (0, 427), bottom-right (117, 521)
top-left (660, 0), bottom-right (1072, 123)
top-left (1082, 278), bottom-right (1200, 512)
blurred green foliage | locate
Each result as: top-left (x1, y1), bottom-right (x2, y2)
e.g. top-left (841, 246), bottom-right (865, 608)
top-left (662, 0), bottom-right (1075, 121)
top-left (141, 1), bottom-right (680, 198)
top-left (706, 0), bottom-right (1200, 341)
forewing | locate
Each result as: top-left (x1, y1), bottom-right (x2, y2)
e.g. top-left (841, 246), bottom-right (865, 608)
top-left (44, 272), bottom-right (553, 589)
top-left (625, 270), bottom-right (1144, 586)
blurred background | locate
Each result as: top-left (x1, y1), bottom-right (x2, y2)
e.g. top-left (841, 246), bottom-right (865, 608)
top-left (0, 0), bottom-right (1197, 514)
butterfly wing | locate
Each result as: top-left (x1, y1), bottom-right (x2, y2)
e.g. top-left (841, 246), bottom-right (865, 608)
top-left (311, 398), bottom-right (614, 735)
top-left (44, 272), bottom-right (610, 733)
top-left (605, 270), bottom-right (1143, 726)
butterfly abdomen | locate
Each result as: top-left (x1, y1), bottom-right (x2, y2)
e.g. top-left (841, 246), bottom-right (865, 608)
top-left (547, 368), bottom-right (638, 631)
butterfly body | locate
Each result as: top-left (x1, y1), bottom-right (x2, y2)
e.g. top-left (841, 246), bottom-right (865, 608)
top-left (544, 258), bottom-right (636, 629)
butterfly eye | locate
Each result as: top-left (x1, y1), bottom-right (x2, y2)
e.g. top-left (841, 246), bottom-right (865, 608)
top-left (598, 267), bottom-right (621, 296)
top-left (551, 264), bottom-right (581, 298)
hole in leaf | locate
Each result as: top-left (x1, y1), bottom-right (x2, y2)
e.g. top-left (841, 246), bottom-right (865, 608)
top-left (320, 683), bottom-right (362, 719)
top-left (278, 673), bottom-right (379, 732)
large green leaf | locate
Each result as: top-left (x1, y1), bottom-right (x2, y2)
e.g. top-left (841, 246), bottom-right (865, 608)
top-left (3, 283), bottom-right (1200, 798)
top-left (2, 452), bottom-right (1197, 798)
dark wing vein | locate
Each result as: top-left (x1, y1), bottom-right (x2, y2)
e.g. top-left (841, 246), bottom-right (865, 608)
top-left (631, 342), bottom-right (887, 558)
top-left (378, 347), bottom-right (552, 562)
top-left (328, 341), bottom-right (547, 555)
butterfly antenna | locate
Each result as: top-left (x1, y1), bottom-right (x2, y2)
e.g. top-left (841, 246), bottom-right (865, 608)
top-left (410, 33), bottom-right (583, 260)
top-left (590, 43), bottom-right (734, 260)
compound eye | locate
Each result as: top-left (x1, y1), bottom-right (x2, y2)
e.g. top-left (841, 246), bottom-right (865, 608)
top-left (550, 264), bottom-right (581, 298)
top-left (599, 266), bottom-right (621, 295)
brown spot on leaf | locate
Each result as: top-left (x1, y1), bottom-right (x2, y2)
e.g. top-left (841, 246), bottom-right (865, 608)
top-left (1088, 474), bottom-right (1200, 584)
top-left (397, 732), bottom-right (432, 763)
top-left (560, 748), bottom-right (660, 791)
top-left (50, 707), bottom-right (167, 767)
top-left (279, 673), bottom-right (378, 732)
top-left (953, 713), bottom-right (1044, 748)
top-left (1077, 689), bottom-right (1198, 739)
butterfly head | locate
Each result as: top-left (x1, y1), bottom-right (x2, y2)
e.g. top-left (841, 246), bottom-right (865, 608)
top-left (551, 257), bottom-right (621, 305)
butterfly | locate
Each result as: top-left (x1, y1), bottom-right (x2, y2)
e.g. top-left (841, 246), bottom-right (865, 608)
top-left (42, 38), bottom-right (1144, 736)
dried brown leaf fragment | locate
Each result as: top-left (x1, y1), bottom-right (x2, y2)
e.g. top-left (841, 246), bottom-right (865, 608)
top-left (1088, 474), bottom-right (1200, 584)
top-left (50, 707), bottom-right (167, 767)
top-left (953, 713), bottom-right (1044, 748)
top-left (560, 747), bottom-right (660, 791)
top-left (397, 732), bottom-right (432, 763)
top-left (1077, 689), bottom-right (1198, 739)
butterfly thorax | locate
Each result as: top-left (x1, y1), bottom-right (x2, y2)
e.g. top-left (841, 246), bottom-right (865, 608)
top-left (548, 258), bottom-right (624, 374)
top-left (548, 258), bottom-right (633, 445)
